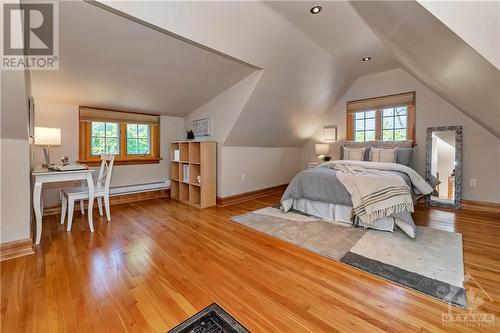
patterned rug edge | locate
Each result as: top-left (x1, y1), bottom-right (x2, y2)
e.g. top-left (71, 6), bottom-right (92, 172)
top-left (230, 210), bottom-right (467, 309)
top-left (341, 252), bottom-right (466, 308)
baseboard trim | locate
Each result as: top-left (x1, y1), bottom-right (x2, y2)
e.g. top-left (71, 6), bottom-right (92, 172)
top-left (216, 184), bottom-right (288, 207)
top-left (43, 189), bottom-right (170, 216)
top-left (1, 238), bottom-right (34, 262)
top-left (461, 200), bottom-right (500, 214)
top-left (417, 197), bottom-right (500, 214)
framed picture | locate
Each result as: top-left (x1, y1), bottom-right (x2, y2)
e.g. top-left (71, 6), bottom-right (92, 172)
top-left (323, 125), bottom-right (337, 141)
top-left (192, 118), bottom-right (211, 137)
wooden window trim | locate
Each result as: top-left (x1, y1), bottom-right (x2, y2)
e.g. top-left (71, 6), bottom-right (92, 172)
top-left (346, 92), bottom-right (416, 143)
top-left (78, 107), bottom-right (161, 166)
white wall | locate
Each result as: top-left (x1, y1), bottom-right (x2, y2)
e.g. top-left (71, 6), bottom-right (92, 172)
top-left (220, 147), bottom-right (301, 197)
top-left (302, 68), bottom-right (500, 203)
top-left (34, 100), bottom-right (184, 207)
top-left (182, 70), bottom-right (301, 197)
top-left (183, 72), bottom-right (262, 194)
top-left (1, 69), bottom-right (32, 244)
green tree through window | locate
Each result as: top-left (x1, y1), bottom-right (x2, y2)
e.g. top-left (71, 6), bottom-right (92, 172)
top-left (126, 124), bottom-right (150, 155)
top-left (91, 122), bottom-right (119, 155)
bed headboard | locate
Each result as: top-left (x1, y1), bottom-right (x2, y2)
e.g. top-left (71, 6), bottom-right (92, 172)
top-left (340, 140), bottom-right (414, 167)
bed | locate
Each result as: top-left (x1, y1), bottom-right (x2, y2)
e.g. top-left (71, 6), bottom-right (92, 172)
top-left (280, 142), bottom-right (433, 238)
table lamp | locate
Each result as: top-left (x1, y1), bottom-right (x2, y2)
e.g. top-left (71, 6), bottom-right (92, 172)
top-left (315, 143), bottom-right (331, 161)
top-left (35, 127), bottom-right (61, 167)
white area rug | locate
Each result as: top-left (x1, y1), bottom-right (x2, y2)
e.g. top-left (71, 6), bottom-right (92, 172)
top-left (232, 207), bottom-right (466, 308)
top-left (350, 226), bottom-right (464, 288)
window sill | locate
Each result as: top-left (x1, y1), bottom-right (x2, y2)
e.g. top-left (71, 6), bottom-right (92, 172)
top-left (78, 158), bottom-right (161, 166)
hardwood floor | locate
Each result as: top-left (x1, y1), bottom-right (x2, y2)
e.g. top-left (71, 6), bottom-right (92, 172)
top-left (1, 194), bottom-right (499, 332)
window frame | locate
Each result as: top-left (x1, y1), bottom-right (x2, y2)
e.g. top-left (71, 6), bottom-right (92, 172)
top-left (78, 107), bottom-right (160, 166)
top-left (346, 92), bottom-right (416, 143)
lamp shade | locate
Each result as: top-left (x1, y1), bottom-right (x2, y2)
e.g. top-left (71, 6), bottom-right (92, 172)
top-left (315, 143), bottom-right (330, 155)
top-left (34, 127), bottom-right (61, 146)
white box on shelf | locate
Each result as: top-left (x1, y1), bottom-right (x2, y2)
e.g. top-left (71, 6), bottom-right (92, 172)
top-left (174, 150), bottom-right (180, 161)
top-left (183, 164), bottom-right (189, 182)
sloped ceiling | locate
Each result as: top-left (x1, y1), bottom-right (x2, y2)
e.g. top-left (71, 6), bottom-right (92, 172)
top-left (418, 0), bottom-right (500, 70)
top-left (30, 1), bottom-right (256, 116)
top-left (265, 1), bottom-right (398, 78)
top-left (351, 0), bottom-right (500, 139)
top-left (96, 0), bottom-right (354, 147)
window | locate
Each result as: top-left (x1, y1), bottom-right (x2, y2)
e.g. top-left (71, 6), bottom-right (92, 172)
top-left (346, 92), bottom-right (415, 142)
top-left (126, 124), bottom-right (150, 155)
top-left (79, 107), bottom-right (160, 165)
top-left (382, 107), bottom-right (407, 141)
top-left (91, 122), bottom-right (120, 155)
top-left (354, 111), bottom-right (376, 142)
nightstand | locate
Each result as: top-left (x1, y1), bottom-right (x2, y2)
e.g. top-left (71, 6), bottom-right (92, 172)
top-left (307, 162), bottom-right (320, 169)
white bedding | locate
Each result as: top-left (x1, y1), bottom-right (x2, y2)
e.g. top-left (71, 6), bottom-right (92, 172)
top-left (291, 198), bottom-right (396, 232)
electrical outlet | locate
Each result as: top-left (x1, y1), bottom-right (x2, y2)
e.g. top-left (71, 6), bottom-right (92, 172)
top-left (470, 179), bottom-right (477, 187)
top-left (241, 174), bottom-right (246, 181)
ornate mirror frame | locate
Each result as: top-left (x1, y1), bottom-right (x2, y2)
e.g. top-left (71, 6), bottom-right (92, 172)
top-left (425, 126), bottom-right (463, 208)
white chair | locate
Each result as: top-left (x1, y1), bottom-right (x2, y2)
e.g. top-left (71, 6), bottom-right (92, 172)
top-left (60, 154), bottom-right (115, 231)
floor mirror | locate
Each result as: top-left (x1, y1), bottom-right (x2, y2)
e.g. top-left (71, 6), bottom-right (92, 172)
top-left (425, 126), bottom-right (462, 208)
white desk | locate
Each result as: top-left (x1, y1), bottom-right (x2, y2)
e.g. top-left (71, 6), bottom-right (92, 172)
top-left (32, 167), bottom-right (95, 245)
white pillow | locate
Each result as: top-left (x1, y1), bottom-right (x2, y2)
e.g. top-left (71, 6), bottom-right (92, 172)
top-left (343, 147), bottom-right (365, 161)
top-left (370, 148), bottom-right (397, 163)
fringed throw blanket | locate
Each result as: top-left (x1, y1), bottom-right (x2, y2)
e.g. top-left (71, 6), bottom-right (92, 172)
top-left (330, 164), bottom-right (414, 228)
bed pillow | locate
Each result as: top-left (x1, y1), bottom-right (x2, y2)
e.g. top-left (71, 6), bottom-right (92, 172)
top-left (342, 147), bottom-right (366, 161)
top-left (370, 148), bottom-right (397, 163)
top-left (340, 146), bottom-right (371, 160)
top-left (396, 148), bottom-right (414, 166)
top-left (393, 212), bottom-right (416, 239)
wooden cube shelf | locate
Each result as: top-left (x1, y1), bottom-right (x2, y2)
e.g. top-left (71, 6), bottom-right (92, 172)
top-left (179, 182), bottom-right (189, 201)
top-left (189, 164), bottom-right (200, 185)
top-left (179, 142), bottom-right (189, 162)
top-left (170, 162), bottom-right (179, 180)
top-left (189, 142), bottom-right (201, 164)
top-left (170, 142), bottom-right (180, 161)
top-left (171, 180), bottom-right (179, 200)
top-left (169, 141), bottom-right (216, 208)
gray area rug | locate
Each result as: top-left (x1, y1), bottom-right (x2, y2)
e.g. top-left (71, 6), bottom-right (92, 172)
top-left (231, 207), bottom-right (466, 308)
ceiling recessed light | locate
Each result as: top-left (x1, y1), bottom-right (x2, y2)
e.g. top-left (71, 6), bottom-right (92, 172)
top-left (310, 6), bottom-right (322, 14)
top-left (362, 57), bottom-right (372, 62)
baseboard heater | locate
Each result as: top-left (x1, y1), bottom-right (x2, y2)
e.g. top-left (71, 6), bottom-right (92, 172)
top-left (109, 180), bottom-right (170, 197)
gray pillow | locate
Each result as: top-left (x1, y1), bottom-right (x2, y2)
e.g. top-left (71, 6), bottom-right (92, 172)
top-left (396, 148), bottom-right (414, 166)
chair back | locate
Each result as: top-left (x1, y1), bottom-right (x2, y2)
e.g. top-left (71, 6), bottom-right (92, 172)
top-left (97, 154), bottom-right (115, 194)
